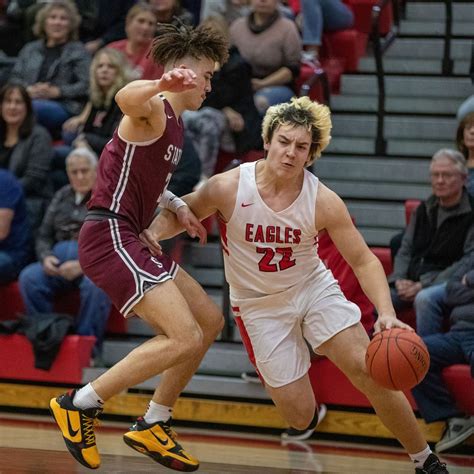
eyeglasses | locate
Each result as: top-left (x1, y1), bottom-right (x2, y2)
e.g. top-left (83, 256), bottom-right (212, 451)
top-left (430, 172), bottom-right (460, 180)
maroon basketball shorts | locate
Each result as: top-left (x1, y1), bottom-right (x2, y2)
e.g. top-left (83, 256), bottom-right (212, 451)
top-left (78, 218), bottom-right (179, 316)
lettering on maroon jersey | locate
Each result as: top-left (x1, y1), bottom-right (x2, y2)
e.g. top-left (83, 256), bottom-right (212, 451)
top-left (164, 144), bottom-right (182, 165)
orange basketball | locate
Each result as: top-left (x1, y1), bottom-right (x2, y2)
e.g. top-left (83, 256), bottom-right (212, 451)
top-left (365, 328), bottom-right (430, 390)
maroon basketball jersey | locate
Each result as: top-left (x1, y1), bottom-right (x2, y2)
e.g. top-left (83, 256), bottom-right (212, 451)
top-left (88, 97), bottom-right (183, 232)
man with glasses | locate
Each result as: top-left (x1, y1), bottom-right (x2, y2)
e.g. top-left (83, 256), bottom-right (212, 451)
top-left (388, 149), bottom-right (474, 326)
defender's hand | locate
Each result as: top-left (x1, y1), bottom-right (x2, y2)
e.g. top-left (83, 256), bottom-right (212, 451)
top-left (176, 206), bottom-right (207, 245)
top-left (139, 229), bottom-right (163, 256)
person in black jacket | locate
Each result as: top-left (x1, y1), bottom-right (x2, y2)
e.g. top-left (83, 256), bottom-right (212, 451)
top-left (388, 149), bottom-right (474, 329)
top-left (182, 15), bottom-right (262, 180)
top-left (411, 250), bottom-right (474, 453)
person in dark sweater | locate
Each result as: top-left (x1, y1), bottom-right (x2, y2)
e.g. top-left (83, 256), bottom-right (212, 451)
top-left (388, 149), bottom-right (474, 330)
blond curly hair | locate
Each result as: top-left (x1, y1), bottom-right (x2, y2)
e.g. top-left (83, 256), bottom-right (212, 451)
top-left (261, 96), bottom-right (332, 166)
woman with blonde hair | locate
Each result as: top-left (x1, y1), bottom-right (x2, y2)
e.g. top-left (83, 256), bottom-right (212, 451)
top-left (10, 0), bottom-right (90, 135)
top-left (53, 47), bottom-right (133, 188)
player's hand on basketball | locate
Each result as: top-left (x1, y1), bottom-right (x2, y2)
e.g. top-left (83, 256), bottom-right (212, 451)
top-left (158, 68), bottom-right (197, 93)
top-left (139, 229), bottom-right (163, 256)
top-left (176, 206), bottom-right (207, 245)
top-left (374, 314), bottom-right (414, 334)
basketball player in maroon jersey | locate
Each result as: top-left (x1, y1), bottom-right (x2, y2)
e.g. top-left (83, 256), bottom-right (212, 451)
top-left (49, 24), bottom-right (229, 472)
top-left (148, 97), bottom-right (449, 474)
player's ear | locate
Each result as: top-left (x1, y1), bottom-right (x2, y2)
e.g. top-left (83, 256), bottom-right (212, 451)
top-left (263, 142), bottom-right (270, 151)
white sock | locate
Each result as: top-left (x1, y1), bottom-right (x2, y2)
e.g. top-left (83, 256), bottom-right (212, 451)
top-left (144, 401), bottom-right (173, 424)
top-left (73, 383), bottom-right (105, 410)
top-left (409, 445), bottom-right (432, 467)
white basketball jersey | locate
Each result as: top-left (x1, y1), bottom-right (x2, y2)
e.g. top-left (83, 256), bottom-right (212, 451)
top-left (220, 161), bottom-right (322, 295)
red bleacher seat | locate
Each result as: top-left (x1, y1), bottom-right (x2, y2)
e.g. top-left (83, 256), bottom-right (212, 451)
top-left (0, 280), bottom-right (24, 320)
top-left (0, 334), bottom-right (95, 384)
top-left (322, 29), bottom-right (368, 73)
top-left (309, 357), bottom-right (418, 409)
top-left (343, 0), bottom-right (393, 35)
top-left (0, 280), bottom-right (126, 334)
top-left (442, 365), bottom-right (474, 414)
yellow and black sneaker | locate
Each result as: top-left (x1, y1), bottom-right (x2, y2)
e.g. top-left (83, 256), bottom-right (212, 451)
top-left (123, 417), bottom-right (199, 472)
top-left (49, 390), bottom-right (102, 470)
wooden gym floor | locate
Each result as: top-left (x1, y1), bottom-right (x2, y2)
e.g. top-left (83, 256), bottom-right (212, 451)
top-left (0, 414), bottom-right (473, 473)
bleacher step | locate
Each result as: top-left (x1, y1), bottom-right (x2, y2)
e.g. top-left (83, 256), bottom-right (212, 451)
top-left (331, 95), bottom-right (461, 115)
top-left (386, 38), bottom-right (471, 60)
top-left (332, 115), bottom-right (457, 141)
top-left (339, 75), bottom-right (471, 99)
top-left (357, 57), bottom-right (469, 75)
top-left (83, 369), bottom-right (269, 399)
top-left (102, 341), bottom-right (252, 376)
top-left (405, 2), bottom-right (474, 22)
top-left (386, 139), bottom-right (454, 157)
top-left (399, 20), bottom-right (473, 36)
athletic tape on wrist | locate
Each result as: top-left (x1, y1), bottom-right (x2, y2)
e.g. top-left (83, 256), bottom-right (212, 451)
top-left (160, 190), bottom-right (186, 213)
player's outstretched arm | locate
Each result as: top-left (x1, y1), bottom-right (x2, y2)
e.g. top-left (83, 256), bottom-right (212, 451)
top-left (115, 69), bottom-right (197, 119)
top-left (316, 185), bottom-right (412, 333)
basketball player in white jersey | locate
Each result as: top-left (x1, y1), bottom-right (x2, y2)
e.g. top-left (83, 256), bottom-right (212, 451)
top-left (143, 97), bottom-right (449, 473)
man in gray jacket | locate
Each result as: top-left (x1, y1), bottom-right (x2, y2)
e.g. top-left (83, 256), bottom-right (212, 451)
top-left (388, 149), bottom-right (474, 331)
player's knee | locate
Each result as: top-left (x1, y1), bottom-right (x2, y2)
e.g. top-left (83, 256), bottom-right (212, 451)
top-left (177, 326), bottom-right (204, 357)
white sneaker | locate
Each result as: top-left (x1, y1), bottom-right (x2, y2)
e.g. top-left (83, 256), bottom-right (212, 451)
top-left (435, 416), bottom-right (474, 453)
top-left (281, 403), bottom-right (327, 441)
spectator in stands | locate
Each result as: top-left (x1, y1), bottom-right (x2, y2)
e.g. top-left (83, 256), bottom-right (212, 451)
top-left (109, 4), bottom-right (202, 193)
top-left (10, 0), bottom-right (91, 135)
top-left (411, 250), bottom-right (474, 453)
top-left (0, 83), bottom-right (53, 232)
top-left (52, 48), bottom-right (134, 189)
top-left (388, 149), bottom-right (474, 324)
top-left (229, 0), bottom-right (301, 115)
top-left (456, 111), bottom-right (474, 195)
top-left (108, 3), bottom-right (163, 81)
top-left (18, 147), bottom-right (111, 355)
top-left (147, 0), bottom-right (194, 26)
top-left (201, 0), bottom-right (250, 24)
top-left (298, 0), bottom-right (354, 65)
top-left (82, 0), bottom-right (137, 54)
top-left (183, 15), bottom-right (262, 180)
top-left (457, 95), bottom-right (474, 123)
top-left (0, 169), bottom-right (31, 284)
top-left (10, 0), bottom-right (97, 44)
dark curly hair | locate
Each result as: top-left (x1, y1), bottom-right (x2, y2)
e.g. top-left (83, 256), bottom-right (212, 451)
top-left (151, 22), bottom-right (229, 68)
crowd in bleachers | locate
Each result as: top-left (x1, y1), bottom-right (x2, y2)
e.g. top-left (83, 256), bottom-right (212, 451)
top-left (0, 0), bottom-right (473, 453)
top-left (0, 0), bottom-right (360, 290)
